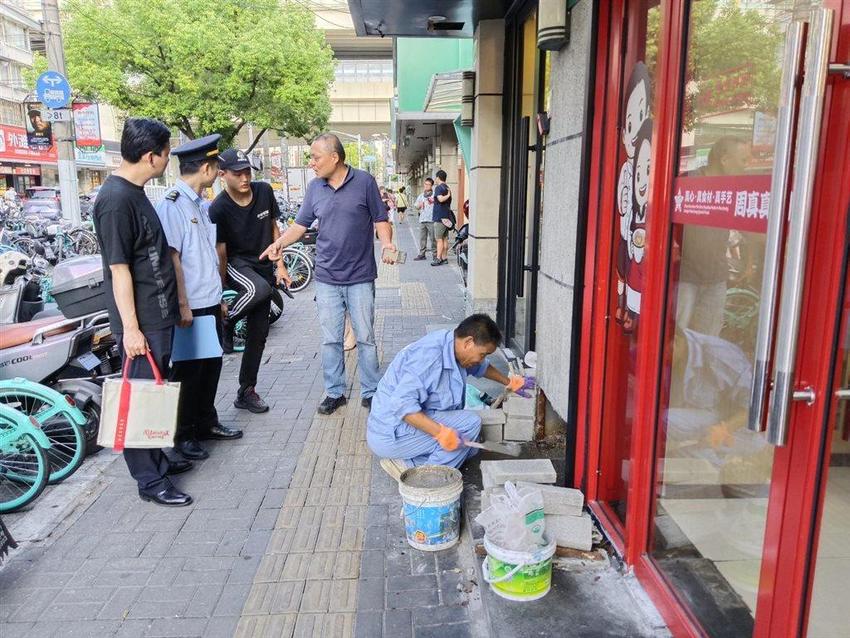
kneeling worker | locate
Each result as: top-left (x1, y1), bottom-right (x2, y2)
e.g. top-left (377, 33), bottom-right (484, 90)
top-left (368, 314), bottom-right (527, 479)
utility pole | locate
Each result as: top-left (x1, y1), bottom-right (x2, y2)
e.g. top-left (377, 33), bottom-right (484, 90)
top-left (42, 0), bottom-right (81, 225)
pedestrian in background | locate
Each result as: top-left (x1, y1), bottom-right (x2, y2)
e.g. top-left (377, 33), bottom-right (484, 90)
top-left (210, 149), bottom-right (291, 414)
top-left (260, 133), bottom-right (397, 415)
top-left (414, 177), bottom-right (436, 261)
top-left (432, 169), bottom-right (453, 266)
top-left (156, 134), bottom-right (243, 462)
top-left (396, 185), bottom-right (409, 224)
top-left (93, 117), bottom-right (192, 507)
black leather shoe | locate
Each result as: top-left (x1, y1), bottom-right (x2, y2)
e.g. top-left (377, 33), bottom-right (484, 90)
top-left (318, 395), bottom-right (347, 415)
top-left (175, 440), bottom-right (209, 460)
top-left (361, 397), bottom-right (372, 410)
top-left (166, 459), bottom-right (193, 475)
top-left (139, 486), bottom-right (193, 507)
top-left (234, 386), bottom-right (269, 413)
top-left (198, 423), bottom-right (244, 440)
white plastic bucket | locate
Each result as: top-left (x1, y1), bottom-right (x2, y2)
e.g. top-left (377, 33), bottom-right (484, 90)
top-left (398, 465), bottom-right (464, 551)
top-left (482, 533), bottom-right (557, 601)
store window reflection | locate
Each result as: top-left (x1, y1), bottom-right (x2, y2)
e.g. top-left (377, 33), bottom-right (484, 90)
top-left (650, 1), bottom-right (791, 636)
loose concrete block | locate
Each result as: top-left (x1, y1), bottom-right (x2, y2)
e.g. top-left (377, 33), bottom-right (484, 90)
top-left (482, 423), bottom-right (504, 442)
top-left (504, 395), bottom-right (535, 418)
top-left (479, 409), bottom-right (506, 425)
top-left (503, 416), bottom-right (534, 442)
top-left (545, 513), bottom-right (593, 551)
top-left (517, 482), bottom-right (584, 516)
top-left (480, 487), bottom-right (505, 511)
top-left (480, 459), bottom-right (556, 487)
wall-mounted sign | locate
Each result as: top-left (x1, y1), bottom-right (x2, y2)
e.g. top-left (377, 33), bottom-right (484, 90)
top-left (672, 174), bottom-right (772, 233)
top-left (0, 124), bottom-right (57, 163)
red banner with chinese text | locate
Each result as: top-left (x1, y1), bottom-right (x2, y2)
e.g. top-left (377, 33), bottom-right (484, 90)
top-left (0, 124), bottom-right (57, 164)
top-left (671, 174), bottom-right (772, 233)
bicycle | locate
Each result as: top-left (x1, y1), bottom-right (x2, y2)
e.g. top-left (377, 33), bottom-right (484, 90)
top-left (221, 286), bottom-right (287, 353)
top-left (282, 247), bottom-right (314, 292)
top-left (0, 403), bottom-right (51, 513)
top-left (0, 379), bottom-right (87, 485)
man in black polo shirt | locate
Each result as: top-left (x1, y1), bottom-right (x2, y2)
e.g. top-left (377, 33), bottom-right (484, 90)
top-left (93, 117), bottom-right (192, 507)
top-left (210, 149), bottom-right (290, 413)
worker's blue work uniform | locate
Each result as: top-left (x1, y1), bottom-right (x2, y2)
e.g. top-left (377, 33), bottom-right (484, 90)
top-left (367, 329), bottom-right (487, 468)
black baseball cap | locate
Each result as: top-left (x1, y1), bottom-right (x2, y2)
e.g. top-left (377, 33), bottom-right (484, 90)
top-left (218, 148), bottom-right (255, 171)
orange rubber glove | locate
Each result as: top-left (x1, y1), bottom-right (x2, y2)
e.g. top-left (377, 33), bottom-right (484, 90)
top-left (507, 375), bottom-right (525, 393)
top-left (708, 423), bottom-right (733, 449)
top-left (435, 425), bottom-right (460, 451)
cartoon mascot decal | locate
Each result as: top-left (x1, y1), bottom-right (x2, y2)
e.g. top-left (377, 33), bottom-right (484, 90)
top-left (616, 62), bottom-right (652, 333)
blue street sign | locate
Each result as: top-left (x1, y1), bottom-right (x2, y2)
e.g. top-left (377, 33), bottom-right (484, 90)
top-left (35, 71), bottom-right (71, 109)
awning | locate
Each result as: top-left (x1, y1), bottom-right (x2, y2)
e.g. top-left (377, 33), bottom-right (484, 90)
top-left (453, 116), bottom-right (472, 174)
top-left (394, 111), bottom-right (458, 174)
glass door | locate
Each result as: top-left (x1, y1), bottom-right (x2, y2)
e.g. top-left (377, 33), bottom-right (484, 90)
top-left (645, 1), bottom-right (850, 636)
top-left (500, 6), bottom-right (547, 354)
top-left (806, 230), bottom-right (850, 637)
top-left (594, 0), bottom-right (664, 531)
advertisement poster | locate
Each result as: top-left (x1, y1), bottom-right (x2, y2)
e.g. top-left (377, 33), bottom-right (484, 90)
top-left (0, 124), bottom-right (57, 163)
top-left (672, 174), bottom-right (772, 233)
top-left (72, 103), bottom-right (106, 167)
top-left (24, 102), bottom-right (53, 150)
top-left (72, 103), bottom-right (102, 149)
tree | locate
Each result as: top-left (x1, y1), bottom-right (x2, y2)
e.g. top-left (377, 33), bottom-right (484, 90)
top-left (645, 0), bottom-right (782, 130)
top-left (342, 140), bottom-right (385, 179)
top-left (57, 0), bottom-right (334, 147)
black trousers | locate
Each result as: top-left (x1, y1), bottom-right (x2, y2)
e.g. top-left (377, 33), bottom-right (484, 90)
top-left (170, 305), bottom-right (223, 443)
top-left (226, 258), bottom-right (273, 391)
top-left (115, 326), bottom-right (173, 494)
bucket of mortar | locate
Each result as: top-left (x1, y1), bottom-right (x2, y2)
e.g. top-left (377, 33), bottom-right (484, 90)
top-left (398, 465), bottom-right (463, 551)
top-left (482, 533), bottom-right (556, 601)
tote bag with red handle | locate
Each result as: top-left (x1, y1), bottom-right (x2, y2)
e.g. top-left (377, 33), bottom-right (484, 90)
top-left (98, 352), bottom-right (180, 451)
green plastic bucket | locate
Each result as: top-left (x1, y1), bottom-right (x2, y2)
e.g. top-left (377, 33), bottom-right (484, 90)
top-left (482, 534), bottom-right (556, 601)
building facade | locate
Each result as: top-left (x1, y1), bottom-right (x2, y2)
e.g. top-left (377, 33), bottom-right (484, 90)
top-left (348, 0), bottom-right (850, 636)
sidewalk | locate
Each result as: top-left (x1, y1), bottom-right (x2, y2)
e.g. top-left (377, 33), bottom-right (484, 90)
top-left (0, 222), bottom-right (668, 638)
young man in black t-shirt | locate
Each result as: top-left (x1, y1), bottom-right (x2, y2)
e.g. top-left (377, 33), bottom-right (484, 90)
top-left (93, 117), bottom-right (192, 507)
top-left (432, 169), bottom-right (453, 266)
top-left (210, 149), bottom-right (290, 413)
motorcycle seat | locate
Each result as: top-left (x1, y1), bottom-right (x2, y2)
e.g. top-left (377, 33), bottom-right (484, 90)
top-left (0, 316), bottom-right (75, 350)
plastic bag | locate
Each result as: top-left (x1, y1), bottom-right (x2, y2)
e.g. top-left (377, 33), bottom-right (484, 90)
top-left (475, 481), bottom-right (545, 551)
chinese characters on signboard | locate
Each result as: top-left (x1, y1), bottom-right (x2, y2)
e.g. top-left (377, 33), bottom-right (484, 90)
top-left (671, 174), bottom-right (772, 233)
top-left (0, 124), bottom-right (57, 163)
top-left (73, 103), bottom-right (106, 166)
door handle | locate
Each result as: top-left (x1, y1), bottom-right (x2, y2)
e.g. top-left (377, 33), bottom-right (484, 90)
top-left (748, 20), bottom-right (806, 433)
top-left (828, 62), bottom-right (850, 78)
top-left (836, 389), bottom-right (850, 400)
top-left (767, 7), bottom-right (834, 446)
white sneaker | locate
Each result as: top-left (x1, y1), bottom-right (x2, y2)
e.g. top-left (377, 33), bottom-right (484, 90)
top-left (380, 458), bottom-right (409, 482)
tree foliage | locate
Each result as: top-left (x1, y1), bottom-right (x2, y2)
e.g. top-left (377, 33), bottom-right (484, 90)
top-left (645, 0), bottom-right (783, 130)
top-left (59, 0), bottom-right (335, 146)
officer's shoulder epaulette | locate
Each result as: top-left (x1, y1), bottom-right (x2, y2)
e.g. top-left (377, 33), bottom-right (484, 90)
top-left (165, 190), bottom-right (180, 202)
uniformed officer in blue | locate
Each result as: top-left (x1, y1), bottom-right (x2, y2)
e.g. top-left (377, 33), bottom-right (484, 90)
top-left (156, 134), bottom-right (243, 462)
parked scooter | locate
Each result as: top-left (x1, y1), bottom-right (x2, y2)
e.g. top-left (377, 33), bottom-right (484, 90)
top-left (453, 223), bottom-right (469, 286)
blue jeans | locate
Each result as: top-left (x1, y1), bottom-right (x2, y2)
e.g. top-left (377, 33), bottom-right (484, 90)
top-left (316, 281), bottom-right (381, 399)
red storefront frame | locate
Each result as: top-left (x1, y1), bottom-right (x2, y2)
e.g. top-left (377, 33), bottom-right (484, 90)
top-left (575, 1), bottom-right (850, 637)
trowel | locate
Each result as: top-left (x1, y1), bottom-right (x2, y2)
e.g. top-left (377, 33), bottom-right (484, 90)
top-left (464, 439), bottom-right (522, 457)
